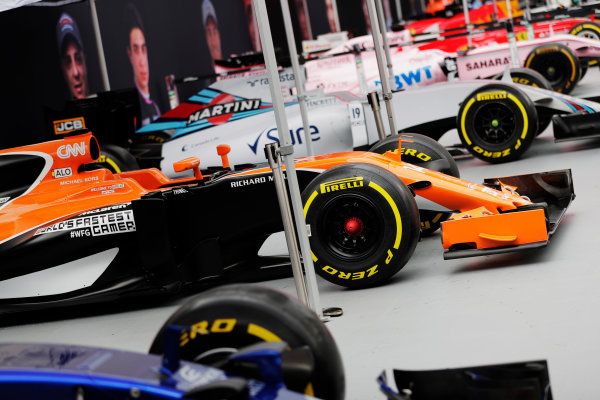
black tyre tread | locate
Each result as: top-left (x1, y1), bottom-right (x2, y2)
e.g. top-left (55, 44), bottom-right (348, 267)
top-left (149, 284), bottom-right (344, 400)
top-left (302, 163), bottom-right (419, 288)
top-left (97, 144), bottom-right (140, 173)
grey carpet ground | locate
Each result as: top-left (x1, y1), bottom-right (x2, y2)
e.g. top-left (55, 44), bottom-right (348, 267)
top-left (1, 69), bottom-right (599, 399)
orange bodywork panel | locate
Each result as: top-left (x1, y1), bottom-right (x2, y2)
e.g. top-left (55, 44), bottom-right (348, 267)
top-left (441, 208), bottom-right (548, 250)
top-left (1, 133), bottom-right (556, 255)
top-left (0, 133), bottom-right (195, 243)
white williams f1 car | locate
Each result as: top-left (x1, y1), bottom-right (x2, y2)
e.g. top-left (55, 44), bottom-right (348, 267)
top-left (135, 65), bottom-right (600, 167)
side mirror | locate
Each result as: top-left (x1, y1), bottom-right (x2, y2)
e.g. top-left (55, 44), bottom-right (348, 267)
top-left (173, 157), bottom-right (204, 180)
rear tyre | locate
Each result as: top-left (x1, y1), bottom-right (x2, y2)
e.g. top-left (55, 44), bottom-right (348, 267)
top-left (149, 284), bottom-right (344, 400)
top-left (457, 82), bottom-right (538, 163)
top-left (508, 68), bottom-right (553, 136)
top-left (302, 163), bottom-right (419, 288)
top-left (524, 43), bottom-right (581, 94)
top-left (569, 21), bottom-right (600, 40)
top-left (369, 133), bottom-right (458, 235)
top-left (95, 144), bottom-right (140, 173)
top-left (509, 67), bottom-right (553, 90)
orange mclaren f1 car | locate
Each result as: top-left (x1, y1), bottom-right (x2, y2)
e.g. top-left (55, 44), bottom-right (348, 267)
top-left (0, 131), bottom-right (574, 312)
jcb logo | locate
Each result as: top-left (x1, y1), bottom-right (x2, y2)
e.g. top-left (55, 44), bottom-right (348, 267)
top-left (57, 141), bottom-right (86, 159)
top-left (54, 117), bottom-right (85, 135)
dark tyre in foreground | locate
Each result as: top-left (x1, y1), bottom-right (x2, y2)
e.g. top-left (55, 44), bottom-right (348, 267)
top-left (150, 284), bottom-right (345, 400)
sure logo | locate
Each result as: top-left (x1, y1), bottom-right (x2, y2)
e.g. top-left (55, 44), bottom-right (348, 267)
top-left (57, 141), bottom-right (86, 159)
top-left (53, 117), bottom-right (86, 135)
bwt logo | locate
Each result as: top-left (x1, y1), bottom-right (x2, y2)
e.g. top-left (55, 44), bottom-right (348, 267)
top-left (375, 66), bottom-right (433, 90)
top-left (54, 117), bottom-right (86, 135)
top-left (57, 141), bottom-right (86, 159)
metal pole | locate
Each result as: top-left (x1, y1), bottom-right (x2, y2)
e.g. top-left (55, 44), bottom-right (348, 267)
top-left (375, 0), bottom-right (396, 92)
top-left (300, 0), bottom-right (313, 40)
top-left (353, 45), bottom-right (369, 94)
top-left (505, 0), bottom-right (520, 67)
top-left (280, 0), bottom-right (315, 156)
top-left (252, 0), bottom-right (322, 317)
top-left (252, 11), bottom-right (262, 51)
top-left (367, 92), bottom-right (387, 140)
top-left (462, 0), bottom-right (473, 49)
top-left (331, 0), bottom-right (341, 32)
top-left (89, 0), bottom-right (110, 91)
top-left (492, 0), bottom-right (498, 21)
top-left (394, 0), bottom-right (403, 22)
top-left (524, 0), bottom-right (534, 39)
top-left (365, 0), bottom-right (398, 136)
top-left (265, 143), bottom-right (309, 306)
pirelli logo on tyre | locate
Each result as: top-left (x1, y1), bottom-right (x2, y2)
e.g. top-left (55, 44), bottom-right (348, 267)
top-left (476, 91), bottom-right (507, 101)
top-left (320, 177), bottom-right (364, 194)
top-left (535, 45), bottom-right (559, 55)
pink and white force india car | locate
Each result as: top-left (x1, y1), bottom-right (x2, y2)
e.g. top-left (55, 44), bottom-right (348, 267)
top-left (302, 22), bottom-right (600, 95)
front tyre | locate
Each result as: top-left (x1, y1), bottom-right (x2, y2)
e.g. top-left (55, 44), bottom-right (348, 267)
top-left (524, 43), bottom-right (581, 94)
top-left (149, 284), bottom-right (344, 400)
top-left (302, 163), bottom-right (419, 288)
top-left (457, 82), bottom-right (538, 163)
top-left (369, 133), bottom-right (458, 235)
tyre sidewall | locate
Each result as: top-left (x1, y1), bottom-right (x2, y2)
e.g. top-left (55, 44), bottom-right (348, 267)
top-left (149, 284), bottom-right (344, 400)
top-left (509, 67), bottom-right (553, 90)
top-left (369, 133), bottom-right (460, 177)
top-left (302, 163), bottom-right (419, 288)
top-left (457, 83), bottom-right (538, 163)
top-left (524, 43), bottom-right (581, 94)
top-left (569, 22), bottom-right (600, 40)
top-left (96, 144), bottom-right (139, 173)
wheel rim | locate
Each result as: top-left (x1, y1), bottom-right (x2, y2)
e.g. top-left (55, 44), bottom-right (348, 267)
top-left (533, 54), bottom-right (567, 88)
top-left (320, 195), bottom-right (383, 261)
top-left (472, 102), bottom-right (517, 146)
top-left (577, 31), bottom-right (600, 40)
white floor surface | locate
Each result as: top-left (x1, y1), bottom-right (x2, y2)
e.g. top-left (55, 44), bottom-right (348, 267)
top-left (1, 70), bottom-right (600, 399)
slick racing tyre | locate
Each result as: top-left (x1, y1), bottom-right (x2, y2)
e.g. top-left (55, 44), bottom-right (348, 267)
top-left (457, 82), bottom-right (538, 163)
top-left (149, 284), bottom-right (344, 400)
top-left (507, 67), bottom-right (553, 90)
top-left (302, 163), bottom-right (419, 288)
top-left (508, 68), bottom-right (553, 136)
top-left (524, 43), bottom-right (581, 94)
top-left (95, 144), bottom-right (140, 173)
top-left (369, 133), bottom-right (458, 235)
top-left (569, 21), bottom-right (600, 40)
